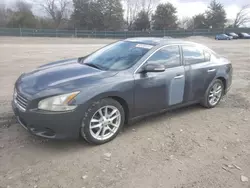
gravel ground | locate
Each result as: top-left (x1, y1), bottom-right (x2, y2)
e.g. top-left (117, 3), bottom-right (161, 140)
top-left (0, 36), bottom-right (250, 188)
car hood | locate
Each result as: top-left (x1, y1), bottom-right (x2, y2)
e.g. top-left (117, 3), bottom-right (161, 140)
top-left (16, 58), bottom-right (118, 95)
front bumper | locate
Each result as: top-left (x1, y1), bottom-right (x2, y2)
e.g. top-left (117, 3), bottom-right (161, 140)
top-left (12, 101), bottom-right (82, 140)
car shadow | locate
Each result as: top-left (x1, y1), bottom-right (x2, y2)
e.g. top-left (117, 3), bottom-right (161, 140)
top-left (123, 104), bottom-right (204, 133)
top-left (9, 104), bottom-right (205, 152)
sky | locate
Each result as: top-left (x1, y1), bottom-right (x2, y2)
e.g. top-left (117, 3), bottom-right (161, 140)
top-left (161, 0), bottom-right (248, 20)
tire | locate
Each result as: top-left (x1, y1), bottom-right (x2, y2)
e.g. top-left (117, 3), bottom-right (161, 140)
top-left (81, 98), bottom-right (125, 145)
top-left (201, 79), bottom-right (224, 108)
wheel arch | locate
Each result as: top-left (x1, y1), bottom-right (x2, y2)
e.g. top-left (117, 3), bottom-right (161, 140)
top-left (87, 91), bottom-right (131, 124)
top-left (216, 76), bottom-right (227, 93)
top-left (108, 96), bottom-right (129, 124)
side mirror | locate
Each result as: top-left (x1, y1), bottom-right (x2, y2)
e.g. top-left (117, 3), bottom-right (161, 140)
top-left (142, 63), bottom-right (165, 73)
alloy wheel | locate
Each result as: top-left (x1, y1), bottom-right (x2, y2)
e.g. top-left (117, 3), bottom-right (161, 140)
top-left (89, 105), bottom-right (121, 141)
top-left (208, 82), bottom-right (223, 106)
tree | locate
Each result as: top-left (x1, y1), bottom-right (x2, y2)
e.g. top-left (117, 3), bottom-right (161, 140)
top-left (36, 17), bottom-right (55, 28)
top-left (133, 10), bottom-right (150, 30)
top-left (233, 4), bottom-right (250, 28)
top-left (98, 0), bottom-right (124, 30)
top-left (7, 1), bottom-right (36, 28)
top-left (72, 0), bottom-right (124, 31)
top-left (193, 14), bottom-right (208, 29)
top-left (39, 0), bottom-right (71, 28)
top-left (71, 0), bottom-right (104, 30)
top-left (206, 0), bottom-right (226, 28)
top-left (152, 3), bottom-right (178, 30)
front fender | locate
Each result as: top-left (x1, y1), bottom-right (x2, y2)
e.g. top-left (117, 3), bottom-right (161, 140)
top-left (75, 79), bottom-right (135, 118)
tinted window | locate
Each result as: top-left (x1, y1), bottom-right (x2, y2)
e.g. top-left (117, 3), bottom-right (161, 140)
top-left (182, 45), bottom-right (205, 64)
top-left (82, 41), bottom-right (152, 71)
top-left (147, 46), bottom-right (181, 68)
top-left (204, 51), bottom-right (211, 61)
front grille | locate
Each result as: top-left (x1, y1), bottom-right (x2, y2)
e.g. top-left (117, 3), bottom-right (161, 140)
top-left (14, 90), bottom-right (28, 111)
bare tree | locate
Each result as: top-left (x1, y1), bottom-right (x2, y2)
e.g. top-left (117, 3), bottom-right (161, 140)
top-left (39, 0), bottom-right (71, 28)
top-left (0, 3), bottom-right (7, 27)
top-left (123, 0), bottom-right (157, 30)
top-left (178, 17), bottom-right (192, 29)
top-left (141, 0), bottom-right (157, 15)
top-left (15, 0), bottom-right (33, 12)
top-left (234, 4), bottom-right (250, 28)
top-left (123, 0), bottom-right (140, 29)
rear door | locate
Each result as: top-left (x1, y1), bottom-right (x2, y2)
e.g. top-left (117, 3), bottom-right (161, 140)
top-left (133, 45), bottom-right (185, 116)
top-left (181, 45), bottom-right (208, 102)
top-left (203, 50), bottom-right (218, 89)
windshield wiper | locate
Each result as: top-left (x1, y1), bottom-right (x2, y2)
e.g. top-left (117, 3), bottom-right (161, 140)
top-left (84, 63), bottom-right (104, 70)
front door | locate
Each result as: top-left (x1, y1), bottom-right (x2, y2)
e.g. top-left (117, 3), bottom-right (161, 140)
top-left (133, 45), bottom-right (185, 117)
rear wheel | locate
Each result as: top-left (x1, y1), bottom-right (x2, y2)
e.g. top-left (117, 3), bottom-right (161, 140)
top-left (81, 98), bottom-right (125, 145)
top-left (201, 79), bottom-right (224, 108)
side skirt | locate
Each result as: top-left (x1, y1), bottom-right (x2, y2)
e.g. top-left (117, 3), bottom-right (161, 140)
top-left (128, 100), bottom-right (201, 124)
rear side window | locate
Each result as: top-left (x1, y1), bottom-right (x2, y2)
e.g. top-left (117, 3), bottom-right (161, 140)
top-left (147, 45), bottom-right (181, 68)
top-left (204, 51), bottom-right (211, 61)
top-left (182, 45), bottom-right (205, 65)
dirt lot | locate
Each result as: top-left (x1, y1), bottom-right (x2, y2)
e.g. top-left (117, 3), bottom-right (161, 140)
top-left (0, 36), bottom-right (250, 188)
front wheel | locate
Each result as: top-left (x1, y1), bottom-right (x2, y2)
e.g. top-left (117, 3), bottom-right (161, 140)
top-left (81, 98), bottom-right (125, 145)
top-left (201, 79), bottom-right (224, 108)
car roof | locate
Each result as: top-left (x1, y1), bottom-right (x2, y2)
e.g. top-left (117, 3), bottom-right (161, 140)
top-left (124, 37), bottom-right (198, 46)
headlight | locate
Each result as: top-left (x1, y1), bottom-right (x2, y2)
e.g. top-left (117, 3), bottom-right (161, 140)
top-left (38, 91), bottom-right (80, 111)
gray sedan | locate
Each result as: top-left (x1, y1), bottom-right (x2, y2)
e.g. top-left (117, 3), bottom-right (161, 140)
top-left (12, 37), bottom-right (233, 145)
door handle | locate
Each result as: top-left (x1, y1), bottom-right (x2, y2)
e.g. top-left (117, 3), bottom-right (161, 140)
top-left (174, 75), bottom-right (184, 79)
top-left (207, 69), bottom-right (216, 72)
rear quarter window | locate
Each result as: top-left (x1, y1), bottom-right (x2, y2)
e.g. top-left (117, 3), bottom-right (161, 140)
top-left (204, 51), bottom-right (211, 62)
top-left (182, 45), bottom-right (205, 65)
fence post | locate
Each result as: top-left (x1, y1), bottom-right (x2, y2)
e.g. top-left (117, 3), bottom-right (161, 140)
top-left (56, 29), bottom-right (58, 37)
top-left (19, 27), bottom-right (22, 37)
top-left (75, 28), bottom-right (77, 38)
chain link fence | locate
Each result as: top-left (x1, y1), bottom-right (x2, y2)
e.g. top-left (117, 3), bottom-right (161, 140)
top-left (0, 27), bottom-right (250, 38)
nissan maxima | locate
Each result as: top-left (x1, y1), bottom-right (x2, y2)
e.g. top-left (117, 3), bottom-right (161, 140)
top-left (12, 38), bottom-right (233, 145)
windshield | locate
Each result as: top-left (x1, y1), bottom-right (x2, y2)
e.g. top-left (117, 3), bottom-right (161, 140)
top-left (82, 41), bottom-right (152, 71)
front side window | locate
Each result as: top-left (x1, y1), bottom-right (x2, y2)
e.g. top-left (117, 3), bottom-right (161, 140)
top-left (82, 41), bottom-right (152, 71)
top-left (146, 46), bottom-right (181, 68)
top-left (182, 45), bottom-right (205, 65)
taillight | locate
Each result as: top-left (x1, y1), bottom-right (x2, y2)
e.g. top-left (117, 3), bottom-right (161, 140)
top-left (226, 63), bottom-right (232, 73)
